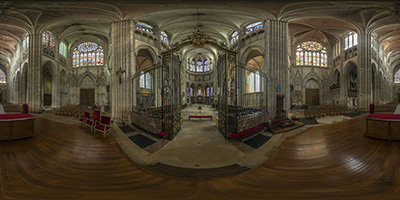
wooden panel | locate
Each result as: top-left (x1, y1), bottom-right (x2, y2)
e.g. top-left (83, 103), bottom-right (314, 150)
top-left (10, 119), bottom-right (35, 140)
top-left (43, 94), bottom-right (51, 106)
top-left (306, 88), bottom-right (319, 106)
top-left (0, 119), bottom-right (35, 140)
top-left (366, 119), bottom-right (390, 139)
top-left (80, 89), bottom-right (95, 106)
top-left (390, 121), bottom-right (400, 140)
top-left (0, 121), bottom-right (11, 140)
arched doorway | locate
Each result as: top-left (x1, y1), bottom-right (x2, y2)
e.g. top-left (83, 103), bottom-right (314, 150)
top-left (42, 63), bottom-right (54, 107)
top-left (305, 79), bottom-right (319, 106)
top-left (80, 75), bottom-right (95, 106)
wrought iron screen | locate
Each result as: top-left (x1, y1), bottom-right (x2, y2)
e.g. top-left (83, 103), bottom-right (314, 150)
top-left (162, 54), bottom-right (181, 138)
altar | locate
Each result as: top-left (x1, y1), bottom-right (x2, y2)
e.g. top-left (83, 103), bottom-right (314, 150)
top-left (196, 96), bottom-right (204, 104)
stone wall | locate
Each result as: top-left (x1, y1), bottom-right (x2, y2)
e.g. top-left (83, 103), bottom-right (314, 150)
top-left (131, 112), bottom-right (162, 134)
top-left (236, 112), bottom-right (268, 133)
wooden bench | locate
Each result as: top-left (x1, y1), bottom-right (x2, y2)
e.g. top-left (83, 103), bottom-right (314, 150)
top-left (188, 115), bottom-right (212, 120)
top-left (230, 122), bottom-right (267, 141)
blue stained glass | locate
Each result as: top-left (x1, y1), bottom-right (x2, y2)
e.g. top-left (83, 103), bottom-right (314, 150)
top-left (0, 69), bottom-right (6, 83)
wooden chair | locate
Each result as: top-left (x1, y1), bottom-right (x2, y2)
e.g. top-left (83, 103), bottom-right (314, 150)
top-left (85, 110), bottom-right (101, 132)
top-left (79, 112), bottom-right (90, 127)
top-left (94, 116), bottom-right (111, 138)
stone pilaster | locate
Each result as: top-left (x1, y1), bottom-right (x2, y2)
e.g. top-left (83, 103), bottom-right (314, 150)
top-left (111, 20), bottom-right (135, 122)
top-left (27, 34), bottom-right (42, 112)
top-left (358, 33), bottom-right (373, 108)
top-left (265, 19), bottom-right (289, 119)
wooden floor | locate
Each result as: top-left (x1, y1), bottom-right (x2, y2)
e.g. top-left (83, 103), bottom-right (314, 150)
top-left (1, 116), bottom-right (399, 199)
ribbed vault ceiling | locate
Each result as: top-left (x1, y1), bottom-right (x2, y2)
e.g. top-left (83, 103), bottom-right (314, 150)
top-left (0, 1), bottom-right (399, 72)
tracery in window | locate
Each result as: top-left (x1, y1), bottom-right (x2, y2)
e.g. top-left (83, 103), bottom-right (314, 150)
top-left (0, 69), bottom-right (6, 83)
top-left (204, 60), bottom-right (209, 71)
top-left (296, 41), bottom-right (327, 67)
top-left (345, 32), bottom-right (358, 50)
top-left (231, 31), bottom-right (238, 44)
top-left (136, 22), bottom-right (153, 34)
top-left (23, 36), bottom-right (29, 51)
top-left (161, 31), bottom-right (169, 44)
top-left (196, 60), bottom-right (203, 72)
top-left (246, 22), bottom-right (263, 34)
top-left (60, 41), bottom-right (67, 57)
top-left (190, 60), bottom-right (196, 71)
top-left (42, 31), bottom-right (55, 48)
top-left (73, 42), bottom-right (103, 67)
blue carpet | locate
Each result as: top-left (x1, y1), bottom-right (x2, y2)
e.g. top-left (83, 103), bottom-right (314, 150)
top-left (128, 134), bottom-right (155, 149)
top-left (243, 135), bottom-right (271, 149)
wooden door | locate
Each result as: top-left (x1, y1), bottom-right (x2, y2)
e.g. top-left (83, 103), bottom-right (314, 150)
top-left (44, 94), bottom-right (52, 106)
top-left (306, 89), bottom-right (319, 106)
top-left (80, 89), bottom-right (95, 106)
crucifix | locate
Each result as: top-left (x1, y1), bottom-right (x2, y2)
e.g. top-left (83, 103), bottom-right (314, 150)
top-left (115, 67), bottom-right (126, 84)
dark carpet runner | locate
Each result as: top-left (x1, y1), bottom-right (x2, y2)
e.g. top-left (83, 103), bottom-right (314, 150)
top-left (344, 113), bottom-right (362, 118)
top-left (128, 134), bottom-right (155, 149)
top-left (243, 134), bottom-right (271, 149)
top-left (298, 117), bottom-right (319, 125)
top-left (119, 126), bottom-right (135, 134)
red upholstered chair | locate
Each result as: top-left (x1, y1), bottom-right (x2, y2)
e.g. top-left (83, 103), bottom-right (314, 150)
top-left (94, 116), bottom-right (111, 138)
top-left (85, 110), bottom-right (101, 132)
top-left (79, 112), bottom-right (90, 127)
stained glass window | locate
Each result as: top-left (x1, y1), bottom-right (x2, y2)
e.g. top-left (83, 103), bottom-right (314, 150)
top-left (249, 73), bottom-right (255, 93)
top-left (204, 60), bottom-right (209, 71)
top-left (187, 88), bottom-right (189, 97)
top-left (296, 41), bottom-right (327, 67)
top-left (197, 60), bottom-right (203, 72)
top-left (394, 69), bottom-right (400, 83)
top-left (0, 69), bottom-right (6, 83)
top-left (73, 42), bottom-right (104, 67)
top-left (23, 36), bottom-right (29, 51)
top-left (206, 87), bottom-right (209, 96)
top-left (231, 31), bottom-right (238, 44)
top-left (60, 41), bottom-right (67, 57)
top-left (345, 32), bottom-right (358, 50)
top-left (246, 22), bottom-right (263, 34)
top-left (136, 22), bottom-right (153, 34)
top-left (161, 31), bottom-right (169, 44)
top-left (371, 34), bottom-right (378, 52)
top-left (139, 71), bottom-right (145, 88)
top-left (42, 31), bottom-right (55, 48)
top-left (210, 87), bottom-right (213, 96)
top-left (198, 88), bottom-right (202, 96)
top-left (190, 60), bottom-right (195, 71)
top-left (190, 87), bottom-right (193, 96)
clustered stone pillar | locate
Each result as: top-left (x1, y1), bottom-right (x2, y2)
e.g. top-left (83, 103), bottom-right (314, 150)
top-left (265, 19), bottom-right (289, 119)
top-left (358, 33), bottom-right (373, 108)
top-left (111, 20), bottom-right (135, 122)
top-left (26, 33), bottom-right (42, 112)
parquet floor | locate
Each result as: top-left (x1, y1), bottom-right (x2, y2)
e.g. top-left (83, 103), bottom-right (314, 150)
top-left (1, 116), bottom-right (399, 200)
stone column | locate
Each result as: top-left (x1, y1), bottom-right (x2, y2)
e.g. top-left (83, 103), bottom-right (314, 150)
top-left (27, 33), bottom-right (42, 112)
top-left (52, 65), bottom-right (61, 108)
top-left (111, 20), bottom-right (135, 122)
top-left (265, 19), bottom-right (289, 119)
top-left (358, 33), bottom-right (373, 108)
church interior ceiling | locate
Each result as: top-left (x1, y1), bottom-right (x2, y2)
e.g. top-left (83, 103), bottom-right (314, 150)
top-left (0, 1), bottom-right (399, 71)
